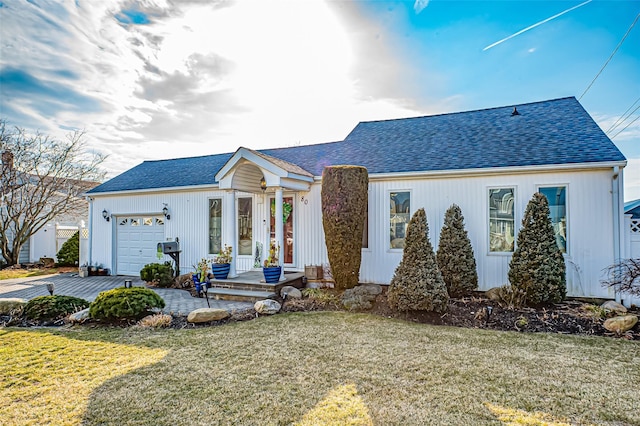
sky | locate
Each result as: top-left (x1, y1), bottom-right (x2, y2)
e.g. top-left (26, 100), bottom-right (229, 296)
top-left (1, 0), bottom-right (639, 198)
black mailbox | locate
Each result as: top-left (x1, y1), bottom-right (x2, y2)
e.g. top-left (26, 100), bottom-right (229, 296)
top-left (158, 241), bottom-right (179, 254)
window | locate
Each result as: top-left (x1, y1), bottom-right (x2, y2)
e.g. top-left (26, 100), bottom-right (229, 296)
top-left (130, 218), bottom-right (140, 227)
top-left (143, 217), bottom-right (153, 226)
top-left (209, 199), bottom-right (222, 255)
top-left (390, 191), bottom-right (410, 249)
top-left (539, 186), bottom-right (567, 253)
top-left (489, 188), bottom-right (515, 252)
top-left (238, 197), bottom-right (252, 255)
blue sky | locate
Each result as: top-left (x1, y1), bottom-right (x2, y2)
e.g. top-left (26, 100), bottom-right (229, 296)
top-left (1, 0), bottom-right (639, 197)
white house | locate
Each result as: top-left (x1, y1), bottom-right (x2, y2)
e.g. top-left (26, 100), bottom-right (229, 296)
top-left (86, 97), bottom-right (628, 300)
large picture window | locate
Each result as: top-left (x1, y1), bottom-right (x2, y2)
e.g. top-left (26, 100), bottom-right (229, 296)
top-left (238, 197), bottom-right (253, 255)
top-left (390, 191), bottom-right (410, 249)
top-left (209, 199), bottom-right (222, 254)
top-left (539, 186), bottom-right (567, 253)
top-left (489, 188), bottom-right (515, 252)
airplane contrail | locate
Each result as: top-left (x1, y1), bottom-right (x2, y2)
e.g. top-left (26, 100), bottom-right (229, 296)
top-left (483, 0), bottom-right (592, 51)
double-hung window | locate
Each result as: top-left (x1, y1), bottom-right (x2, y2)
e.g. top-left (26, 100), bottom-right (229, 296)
top-left (539, 186), bottom-right (567, 253)
top-left (489, 188), bottom-right (515, 253)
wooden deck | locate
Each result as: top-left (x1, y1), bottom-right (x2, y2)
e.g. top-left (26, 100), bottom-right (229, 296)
top-left (206, 270), bottom-right (304, 302)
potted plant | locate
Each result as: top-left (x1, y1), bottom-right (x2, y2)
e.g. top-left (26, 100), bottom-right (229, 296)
top-left (263, 241), bottom-right (281, 283)
top-left (78, 263), bottom-right (89, 278)
top-left (211, 245), bottom-right (232, 279)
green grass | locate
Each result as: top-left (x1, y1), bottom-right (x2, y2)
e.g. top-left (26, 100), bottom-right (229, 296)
top-left (0, 268), bottom-right (65, 280)
top-left (1, 312), bottom-right (639, 425)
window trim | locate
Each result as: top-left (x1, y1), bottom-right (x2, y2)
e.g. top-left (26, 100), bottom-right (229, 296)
top-left (208, 197), bottom-right (223, 256)
top-left (388, 189), bottom-right (412, 252)
top-left (537, 184), bottom-right (569, 256)
top-left (487, 186), bottom-right (517, 256)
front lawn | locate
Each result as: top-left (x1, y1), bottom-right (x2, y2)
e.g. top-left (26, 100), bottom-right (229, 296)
top-left (0, 267), bottom-right (70, 281)
top-left (1, 312), bottom-right (638, 425)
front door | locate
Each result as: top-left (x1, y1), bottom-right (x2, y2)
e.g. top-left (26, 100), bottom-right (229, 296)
top-left (270, 197), bottom-right (294, 265)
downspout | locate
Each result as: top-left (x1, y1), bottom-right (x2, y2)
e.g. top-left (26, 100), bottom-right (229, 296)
top-left (612, 166), bottom-right (622, 303)
top-left (87, 196), bottom-right (93, 267)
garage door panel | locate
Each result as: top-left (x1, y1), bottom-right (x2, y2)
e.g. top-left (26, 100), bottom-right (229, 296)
top-left (116, 216), bottom-right (165, 276)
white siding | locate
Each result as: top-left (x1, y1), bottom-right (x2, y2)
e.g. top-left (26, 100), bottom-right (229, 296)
top-left (90, 166), bottom-right (620, 298)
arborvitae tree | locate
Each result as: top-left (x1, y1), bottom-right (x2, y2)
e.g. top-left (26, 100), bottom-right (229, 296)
top-left (56, 230), bottom-right (79, 266)
top-left (508, 192), bottom-right (566, 305)
top-left (321, 165), bottom-right (368, 290)
top-left (387, 208), bottom-right (449, 313)
top-left (436, 204), bottom-right (478, 297)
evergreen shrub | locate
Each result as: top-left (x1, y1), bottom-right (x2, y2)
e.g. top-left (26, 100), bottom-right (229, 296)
top-left (436, 204), bottom-right (478, 297)
top-left (508, 192), bottom-right (566, 306)
top-left (24, 295), bottom-right (90, 321)
top-left (387, 208), bottom-right (449, 313)
top-left (89, 287), bottom-right (165, 321)
top-left (140, 262), bottom-right (174, 287)
top-left (56, 231), bottom-right (79, 266)
top-left (321, 165), bottom-right (368, 289)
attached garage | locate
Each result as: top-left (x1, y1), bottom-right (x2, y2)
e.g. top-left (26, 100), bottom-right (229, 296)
top-left (115, 216), bottom-right (165, 275)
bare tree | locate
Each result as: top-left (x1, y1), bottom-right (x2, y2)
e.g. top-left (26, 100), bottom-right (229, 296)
top-left (602, 258), bottom-right (640, 297)
top-left (0, 120), bottom-right (106, 266)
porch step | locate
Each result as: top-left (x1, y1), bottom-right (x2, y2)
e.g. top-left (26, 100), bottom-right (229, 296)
top-left (207, 287), bottom-right (277, 303)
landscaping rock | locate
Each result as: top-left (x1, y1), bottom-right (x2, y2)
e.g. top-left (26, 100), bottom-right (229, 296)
top-left (254, 299), bottom-right (281, 315)
top-left (173, 273), bottom-right (193, 289)
top-left (342, 286), bottom-right (378, 310)
top-left (485, 287), bottom-right (502, 302)
top-left (603, 315), bottom-right (638, 334)
top-left (359, 284), bottom-right (382, 295)
top-left (280, 286), bottom-right (302, 299)
top-left (601, 301), bottom-right (627, 314)
top-left (68, 308), bottom-right (91, 324)
top-left (187, 308), bottom-right (230, 323)
top-left (0, 298), bottom-right (27, 314)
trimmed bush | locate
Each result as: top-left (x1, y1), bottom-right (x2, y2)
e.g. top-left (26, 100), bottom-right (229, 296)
top-left (508, 192), bottom-right (566, 306)
top-left (89, 287), bottom-right (165, 321)
top-left (24, 295), bottom-right (90, 321)
top-left (436, 204), bottom-right (478, 297)
top-left (387, 208), bottom-right (449, 313)
top-left (56, 231), bottom-right (79, 266)
top-left (321, 165), bottom-right (368, 290)
top-left (140, 262), bottom-right (174, 288)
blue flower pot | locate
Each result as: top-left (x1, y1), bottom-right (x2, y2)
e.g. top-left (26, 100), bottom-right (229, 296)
top-left (211, 263), bottom-right (230, 280)
top-left (263, 266), bottom-right (282, 283)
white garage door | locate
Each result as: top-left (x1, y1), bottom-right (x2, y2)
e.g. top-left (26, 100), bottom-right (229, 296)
top-left (116, 216), bottom-right (165, 276)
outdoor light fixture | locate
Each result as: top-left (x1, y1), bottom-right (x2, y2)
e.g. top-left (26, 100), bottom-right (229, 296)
top-left (46, 283), bottom-right (54, 296)
top-left (102, 209), bottom-right (110, 222)
top-left (162, 205), bottom-right (171, 220)
top-left (260, 176), bottom-right (267, 192)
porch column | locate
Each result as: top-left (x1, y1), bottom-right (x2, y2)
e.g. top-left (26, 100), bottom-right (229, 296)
top-left (275, 187), bottom-right (285, 281)
top-left (224, 190), bottom-right (238, 278)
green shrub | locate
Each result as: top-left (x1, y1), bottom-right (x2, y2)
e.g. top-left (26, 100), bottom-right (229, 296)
top-left (24, 295), bottom-right (90, 321)
top-left (89, 287), bottom-right (165, 321)
top-left (321, 165), bottom-right (369, 290)
top-left (436, 204), bottom-right (478, 297)
top-left (56, 231), bottom-right (79, 266)
top-left (140, 262), bottom-right (174, 288)
top-left (508, 192), bottom-right (566, 306)
top-left (387, 208), bottom-right (449, 313)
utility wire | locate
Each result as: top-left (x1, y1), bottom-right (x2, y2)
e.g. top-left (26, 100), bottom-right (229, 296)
top-left (610, 114), bottom-right (640, 140)
top-left (607, 103), bottom-right (640, 135)
top-left (606, 95), bottom-right (640, 133)
top-left (579, 13), bottom-right (639, 100)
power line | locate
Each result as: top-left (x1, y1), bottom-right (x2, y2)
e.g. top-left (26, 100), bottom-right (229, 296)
top-left (579, 13), bottom-right (639, 101)
top-left (606, 95), bottom-right (640, 134)
top-left (607, 103), bottom-right (640, 136)
top-left (610, 114), bottom-right (640, 140)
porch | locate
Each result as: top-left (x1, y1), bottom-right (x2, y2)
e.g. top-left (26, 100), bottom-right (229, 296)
top-left (206, 270), bottom-right (305, 302)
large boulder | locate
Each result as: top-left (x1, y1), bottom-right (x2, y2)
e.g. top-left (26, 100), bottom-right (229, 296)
top-left (280, 286), bottom-right (302, 299)
top-left (187, 308), bottom-right (230, 323)
top-left (485, 287), bottom-right (502, 302)
top-left (68, 308), bottom-right (91, 324)
top-left (603, 315), bottom-right (638, 334)
top-left (0, 298), bottom-right (27, 314)
top-left (254, 299), bottom-right (281, 315)
top-left (601, 300), bottom-right (627, 314)
top-left (342, 286), bottom-right (378, 310)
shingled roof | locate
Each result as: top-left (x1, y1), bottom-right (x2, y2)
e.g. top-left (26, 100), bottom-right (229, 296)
top-left (88, 97), bottom-right (625, 194)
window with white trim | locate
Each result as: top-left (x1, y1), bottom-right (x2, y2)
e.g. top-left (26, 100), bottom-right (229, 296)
top-left (390, 191), bottom-right (410, 249)
top-left (489, 188), bottom-right (515, 252)
top-left (209, 198), bottom-right (222, 255)
top-left (539, 186), bottom-right (567, 253)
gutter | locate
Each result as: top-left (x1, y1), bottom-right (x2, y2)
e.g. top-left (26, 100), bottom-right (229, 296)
top-left (611, 166), bottom-right (624, 305)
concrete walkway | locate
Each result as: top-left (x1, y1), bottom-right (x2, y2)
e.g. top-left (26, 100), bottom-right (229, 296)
top-left (0, 273), bottom-right (253, 316)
